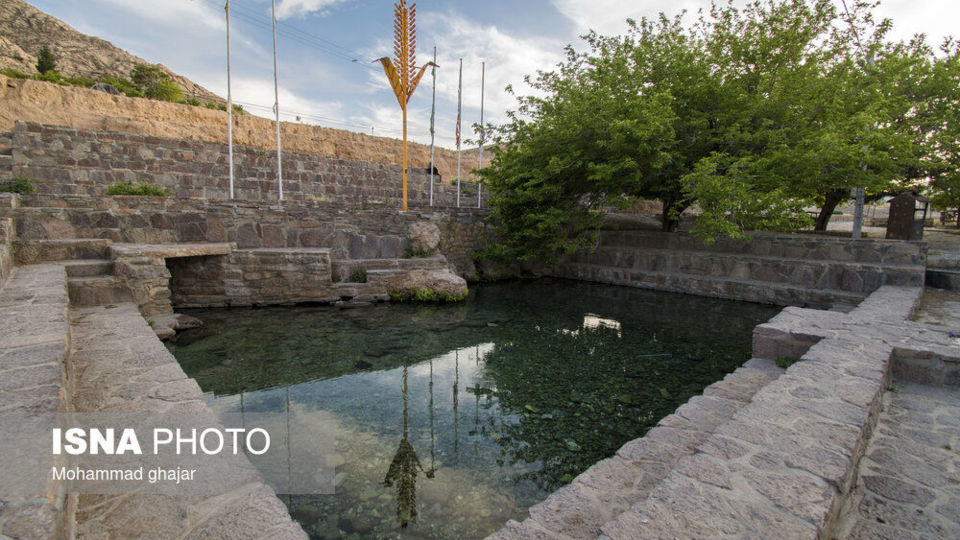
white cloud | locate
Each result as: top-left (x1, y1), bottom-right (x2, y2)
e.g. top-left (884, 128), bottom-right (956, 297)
top-left (276, 0), bottom-right (352, 20)
top-left (98, 0), bottom-right (225, 31)
top-left (872, 0), bottom-right (958, 48)
top-left (550, 0), bottom-right (959, 47)
top-left (549, 0), bottom-right (707, 36)
top-left (354, 10), bottom-right (568, 148)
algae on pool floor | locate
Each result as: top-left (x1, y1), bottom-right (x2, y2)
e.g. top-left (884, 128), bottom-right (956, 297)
top-left (167, 278), bottom-right (778, 539)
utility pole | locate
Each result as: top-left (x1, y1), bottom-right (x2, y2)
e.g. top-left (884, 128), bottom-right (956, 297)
top-left (225, 0), bottom-right (234, 199)
top-left (477, 61), bottom-right (485, 209)
top-left (271, 0), bottom-right (283, 201)
top-left (429, 46), bottom-right (437, 207)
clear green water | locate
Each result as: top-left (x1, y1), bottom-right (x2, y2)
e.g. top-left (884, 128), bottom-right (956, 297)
top-left (167, 278), bottom-right (777, 539)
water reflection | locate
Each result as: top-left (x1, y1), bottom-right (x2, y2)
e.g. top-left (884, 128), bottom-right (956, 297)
top-left (168, 278), bottom-right (778, 539)
top-left (383, 364), bottom-right (422, 527)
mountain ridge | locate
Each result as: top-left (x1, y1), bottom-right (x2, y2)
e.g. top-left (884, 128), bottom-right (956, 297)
top-left (0, 0), bottom-right (218, 100)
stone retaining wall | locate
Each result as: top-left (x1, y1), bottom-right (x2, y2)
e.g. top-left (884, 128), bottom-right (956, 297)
top-left (169, 248), bottom-right (336, 307)
top-left (0, 194), bottom-right (15, 289)
top-left (10, 121), bottom-right (479, 206)
top-left (3, 194), bottom-right (488, 278)
top-left (553, 230), bottom-right (927, 308)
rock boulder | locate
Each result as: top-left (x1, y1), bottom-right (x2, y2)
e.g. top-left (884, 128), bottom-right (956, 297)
top-left (407, 222), bottom-right (440, 255)
top-left (386, 268), bottom-right (468, 302)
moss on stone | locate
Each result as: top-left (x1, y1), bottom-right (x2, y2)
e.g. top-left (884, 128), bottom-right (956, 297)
top-left (388, 287), bottom-right (468, 303)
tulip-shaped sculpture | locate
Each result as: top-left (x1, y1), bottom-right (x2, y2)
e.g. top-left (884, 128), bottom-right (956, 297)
top-left (375, 0), bottom-right (437, 211)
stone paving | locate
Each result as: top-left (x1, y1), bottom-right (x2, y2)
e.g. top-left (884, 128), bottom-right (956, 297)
top-left (834, 383), bottom-right (960, 539)
top-left (0, 264), bottom-right (70, 539)
top-left (68, 302), bottom-right (307, 539)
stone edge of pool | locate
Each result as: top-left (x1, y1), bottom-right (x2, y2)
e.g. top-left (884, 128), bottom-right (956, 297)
top-left (0, 263), bottom-right (308, 540)
top-left (4, 262), bottom-right (955, 539)
top-left (489, 284), bottom-right (960, 539)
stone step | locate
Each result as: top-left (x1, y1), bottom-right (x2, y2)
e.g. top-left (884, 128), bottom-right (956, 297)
top-left (61, 259), bottom-right (115, 277)
top-left (553, 261), bottom-right (866, 308)
top-left (597, 230), bottom-right (924, 266)
top-left (331, 255), bottom-right (448, 281)
top-left (365, 269), bottom-right (404, 285)
top-left (926, 268), bottom-right (960, 291)
top-left (333, 281), bottom-right (389, 303)
top-left (14, 239), bottom-right (112, 264)
top-left (575, 246), bottom-right (925, 291)
top-left (491, 358), bottom-right (785, 539)
top-left (67, 275), bottom-right (132, 307)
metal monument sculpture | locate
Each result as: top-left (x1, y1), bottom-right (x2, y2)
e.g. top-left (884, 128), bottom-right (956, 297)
top-left (375, 0), bottom-right (437, 211)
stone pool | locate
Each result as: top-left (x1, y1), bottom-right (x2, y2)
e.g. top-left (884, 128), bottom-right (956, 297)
top-left (166, 278), bottom-right (778, 539)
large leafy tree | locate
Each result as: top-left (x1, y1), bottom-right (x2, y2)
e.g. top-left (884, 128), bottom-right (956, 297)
top-left (481, 0), bottom-right (957, 262)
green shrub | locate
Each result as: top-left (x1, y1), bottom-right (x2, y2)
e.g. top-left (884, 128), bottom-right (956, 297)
top-left (36, 45), bottom-right (57, 74)
top-left (98, 75), bottom-right (142, 97)
top-left (349, 269), bottom-right (367, 283)
top-left (388, 288), bottom-right (468, 303)
top-left (0, 68), bottom-right (30, 79)
top-left (0, 177), bottom-right (36, 194)
top-left (182, 97), bottom-right (202, 106)
top-left (232, 104), bottom-right (245, 115)
top-left (105, 181), bottom-right (172, 196)
top-left (35, 70), bottom-right (67, 85)
top-left (64, 75), bottom-right (96, 88)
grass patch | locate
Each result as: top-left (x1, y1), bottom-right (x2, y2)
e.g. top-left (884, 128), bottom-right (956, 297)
top-left (388, 288), bottom-right (468, 303)
top-left (349, 269), bottom-right (367, 283)
top-left (106, 181), bottom-right (172, 196)
top-left (403, 246), bottom-right (435, 258)
top-left (775, 356), bottom-right (798, 369)
top-left (0, 176), bottom-right (36, 194)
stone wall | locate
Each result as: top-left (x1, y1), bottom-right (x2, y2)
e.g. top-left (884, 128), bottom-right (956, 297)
top-left (0, 194), bottom-right (15, 289)
top-left (552, 230), bottom-right (927, 308)
top-left (10, 121), bottom-right (480, 206)
top-left (5, 194), bottom-right (488, 278)
top-left (168, 249), bottom-right (336, 308)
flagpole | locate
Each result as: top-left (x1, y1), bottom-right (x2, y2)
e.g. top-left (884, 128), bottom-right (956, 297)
top-left (429, 46), bottom-right (437, 207)
top-left (477, 61), bottom-right (484, 209)
top-left (225, 0), bottom-right (234, 200)
top-left (456, 58), bottom-right (462, 208)
top-left (271, 0), bottom-right (283, 201)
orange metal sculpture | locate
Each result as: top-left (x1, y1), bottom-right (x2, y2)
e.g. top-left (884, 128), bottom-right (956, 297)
top-left (375, 0), bottom-right (437, 211)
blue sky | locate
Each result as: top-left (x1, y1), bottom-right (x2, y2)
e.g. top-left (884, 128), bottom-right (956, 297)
top-left (27, 0), bottom-right (959, 149)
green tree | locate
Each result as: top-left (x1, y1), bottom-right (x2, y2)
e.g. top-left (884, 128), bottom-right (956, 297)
top-left (35, 45), bottom-right (57, 74)
top-left (482, 0), bottom-right (958, 261)
top-left (130, 63), bottom-right (183, 102)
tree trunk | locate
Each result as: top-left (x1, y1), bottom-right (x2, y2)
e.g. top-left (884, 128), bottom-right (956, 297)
top-left (814, 190), bottom-right (846, 232)
top-left (661, 193), bottom-right (691, 232)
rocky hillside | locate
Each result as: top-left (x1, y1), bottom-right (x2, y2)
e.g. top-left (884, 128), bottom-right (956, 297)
top-left (0, 0), bottom-right (215, 99)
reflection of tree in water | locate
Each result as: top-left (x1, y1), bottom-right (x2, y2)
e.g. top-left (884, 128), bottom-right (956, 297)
top-left (383, 363), bottom-right (422, 528)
